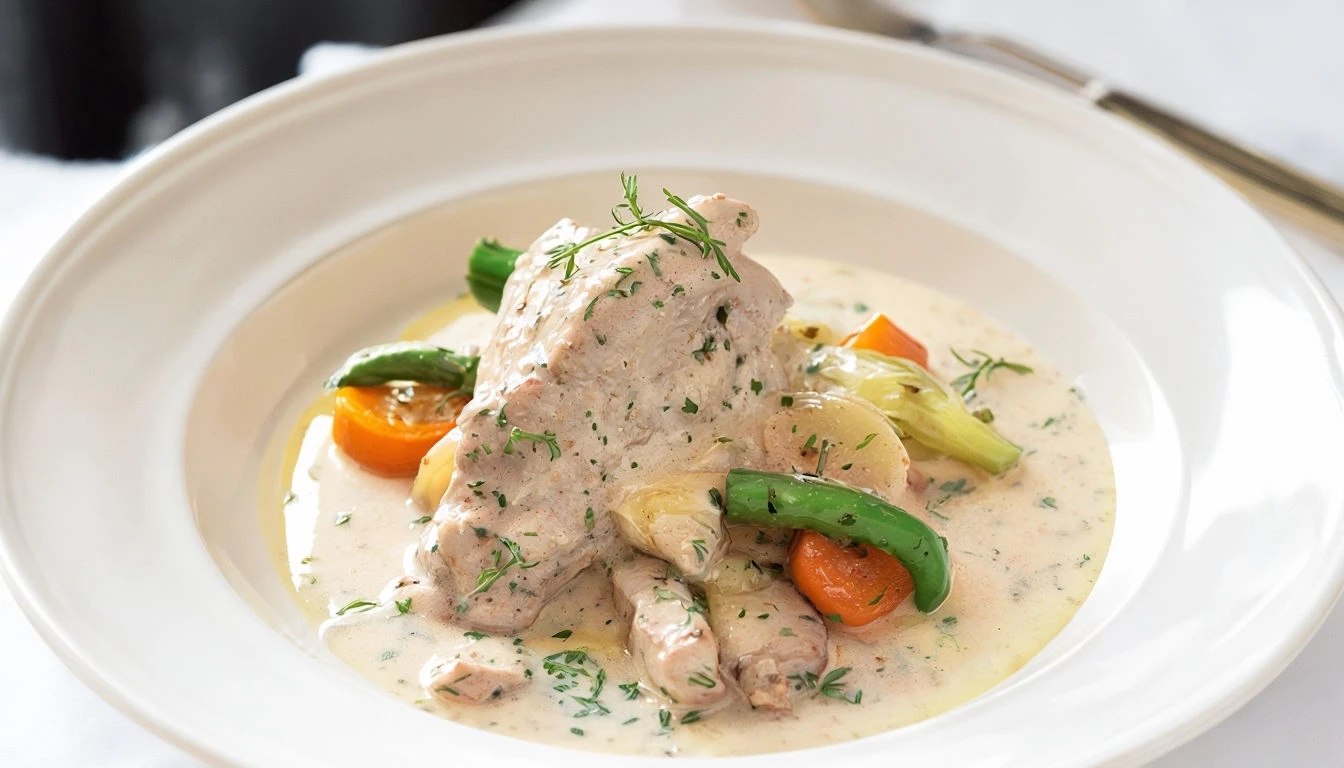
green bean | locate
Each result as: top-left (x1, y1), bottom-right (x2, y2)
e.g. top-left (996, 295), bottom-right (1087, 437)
top-left (467, 238), bottom-right (523, 313)
top-left (324, 341), bottom-right (479, 391)
top-left (723, 469), bottom-right (951, 612)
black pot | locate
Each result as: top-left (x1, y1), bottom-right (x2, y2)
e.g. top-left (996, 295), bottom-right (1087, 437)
top-left (0, 0), bottom-right (518, 159)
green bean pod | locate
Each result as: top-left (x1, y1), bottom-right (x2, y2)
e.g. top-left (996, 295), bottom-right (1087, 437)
top-left (723, 469), bottom-right (952, 612)
top-left (324, 341), bottom-right (479, 391)
top-left (467, 238), bottom-right (523, 313)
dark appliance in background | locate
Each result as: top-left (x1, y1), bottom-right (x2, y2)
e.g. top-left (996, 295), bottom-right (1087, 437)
top-left (0, 0), bottom-right (519, 160)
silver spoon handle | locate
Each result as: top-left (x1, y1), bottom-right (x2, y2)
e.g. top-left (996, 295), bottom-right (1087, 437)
top-left (931, 32), bottom-right (1344, 244)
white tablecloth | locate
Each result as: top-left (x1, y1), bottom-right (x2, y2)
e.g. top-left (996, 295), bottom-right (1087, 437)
top-left (4, 1), bottom-right (1343, 765)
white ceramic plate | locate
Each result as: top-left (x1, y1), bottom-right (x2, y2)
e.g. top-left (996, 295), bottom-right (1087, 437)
top-left (3, 23), bottom-right (1344, 768)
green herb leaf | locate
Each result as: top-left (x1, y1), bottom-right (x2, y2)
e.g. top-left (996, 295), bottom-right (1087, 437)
top-left (336, 599), bottom-right (377, 616)
top-left (949, 348), bottom-right (1034, 400)
top-left (687, 671), bottom-right (717, 688)
top-left (819, 667), bottom-right (862, 704)
top-left (690, 539), bottom-right (708, 563)
top-left (503, 427), bottom-right (561, 461)
top-left (458, 536), bottom-right (539, 613)
top-left (545, 174), bottom-right (738, 284)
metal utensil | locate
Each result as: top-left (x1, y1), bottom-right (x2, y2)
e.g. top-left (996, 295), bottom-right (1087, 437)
top-left (798, 0), bottom-right (1344, 246)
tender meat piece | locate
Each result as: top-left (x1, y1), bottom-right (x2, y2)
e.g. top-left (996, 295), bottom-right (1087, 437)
top-left (612, 555), bottom-right (727, 709)
top-left (707, 580), bottom-right (828, 711)
top-left (613, 472), bottom-right (729, 581)
top-left (421, 637), bottom-right (532, 704)
top-left (422, 194), bottom-right (793, 631)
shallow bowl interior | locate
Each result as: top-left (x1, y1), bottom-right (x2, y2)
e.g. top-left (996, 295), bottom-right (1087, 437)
top-left (3, 23), bottom-right (1343, 768)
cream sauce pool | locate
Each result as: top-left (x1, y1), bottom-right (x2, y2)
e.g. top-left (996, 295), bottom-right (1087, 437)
top-left (275, 254), bottom-right (1116, 757)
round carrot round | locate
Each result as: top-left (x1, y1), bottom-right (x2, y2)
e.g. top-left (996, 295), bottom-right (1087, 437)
top-left (331, 385), bottom-right (465, 476)
top-left (789, 529), bottom-right (915, 626)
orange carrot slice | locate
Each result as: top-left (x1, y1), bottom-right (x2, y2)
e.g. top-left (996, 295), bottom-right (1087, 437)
top-left (841, 313), bottom-right (929, 368)
top-left (789, 529), bottom-right (915, 626)
top-left (331, 385), bottom-right (465, 476)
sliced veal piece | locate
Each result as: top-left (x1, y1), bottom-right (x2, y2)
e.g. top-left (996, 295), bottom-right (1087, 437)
top-left (707, 579), bottom-right (827, 711)
top-left (426, 193), bottom-right (791, 632)
top-left (611, 555), bottom-right (727, 710)
top-left (421, 636), bottom-right (532, 705)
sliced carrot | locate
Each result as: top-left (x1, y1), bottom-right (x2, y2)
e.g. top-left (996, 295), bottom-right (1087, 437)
top-left (332, 385), bottom-right (466, 476)
top-left (841, 312), bottom-right (929, 368)
top-left (788, 530), bottom-right (915, 626)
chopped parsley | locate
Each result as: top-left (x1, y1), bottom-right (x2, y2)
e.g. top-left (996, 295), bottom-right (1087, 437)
top-left (543, 649), bottom-right (609, 718)
top-left (692, 335), bottom-right (718, 363)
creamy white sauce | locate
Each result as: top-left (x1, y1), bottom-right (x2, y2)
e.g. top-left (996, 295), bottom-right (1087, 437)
top-left (278, 254), bottom-right (1115, 756)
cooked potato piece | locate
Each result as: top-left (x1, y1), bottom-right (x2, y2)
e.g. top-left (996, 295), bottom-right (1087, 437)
top-left (411, 428), bottom-right (460, 511)
top-left (781, 316), bottom-right (842, 345)
top-left (762, 392), bottom-right (909, 501)
top-left (726, 525), bottom-right (792, 569)
top-left (703, 553), bottom-right (778, 595)
top-left (612, 472), bottom-right (728, 581)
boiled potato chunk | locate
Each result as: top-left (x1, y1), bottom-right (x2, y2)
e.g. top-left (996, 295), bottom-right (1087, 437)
top-left (762, 392), bottom-right (909, 501)
top-left (410, 428), bottom-right (460, 511)
top-left (704, 553), bottom-right (778, 595)
top-left (781, 316), bottom-right (842, 345)
top-left (612, 472), bottom-right (728, 581)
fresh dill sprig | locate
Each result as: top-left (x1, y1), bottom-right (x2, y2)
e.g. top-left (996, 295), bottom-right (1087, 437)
top-left (545, 173), bottom-right (739, 283)
top-left (503, 427), bottom-right (561, 460)
top-left (819, 667), bottom-right (862, 704)
top-left (457, 536), bottom-right (538, 612)
top-left (542, 649), bottom-right (610, 718)
top-left (949, 348), bottom-right (1033, 400)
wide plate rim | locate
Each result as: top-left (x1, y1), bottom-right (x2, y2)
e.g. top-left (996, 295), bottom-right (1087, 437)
top-left (2, 20), bottom-right (1342, 768)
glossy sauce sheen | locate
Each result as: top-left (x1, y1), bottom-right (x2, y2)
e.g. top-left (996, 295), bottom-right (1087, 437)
top-left (279, 255), bottom-right (1116, 756)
